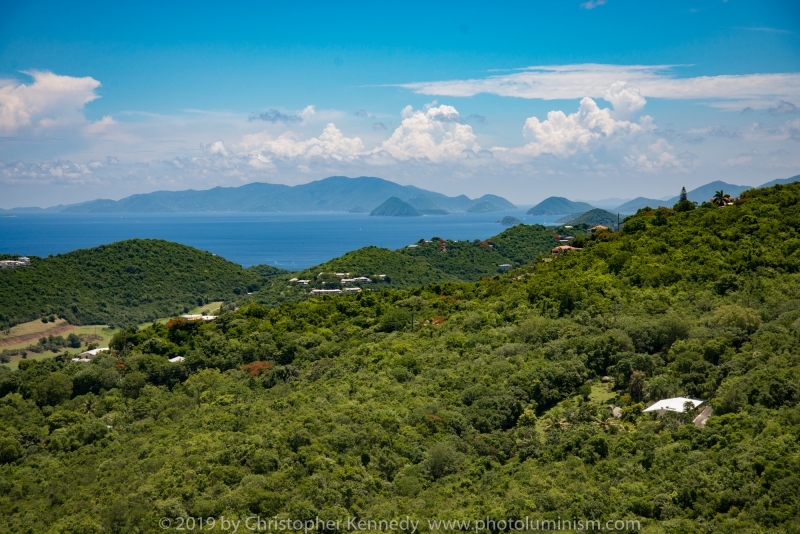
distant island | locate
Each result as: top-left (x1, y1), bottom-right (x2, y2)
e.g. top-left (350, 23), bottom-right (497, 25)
top-left (499, 216), bottom-right (522, 226)
top-left (526, 196), bottom-right (595, 216)
top-left (370, 197), bottom-right (422, 217)
top-left (3, 176), bottom-right (516, 215)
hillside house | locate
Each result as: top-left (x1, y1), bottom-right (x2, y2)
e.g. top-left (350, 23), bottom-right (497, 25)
top-left (168, 356), bottom-right (186, 363)
top-left (552, 245), bottom-right (582, 255)
top-left (643, 397), bottom-right (704, 416)
top-left (72, 347), bottom-right (110, 362)
top-left (0, 257), bottom-right (30, 269)
top-left (181, 314), bottom-right (218, 321)
top-left (343, 287), bottom-right (362, 293)
top-left (311, 288), bottom-right (342, 294)
top-left (590, 225), bottom-right (608, 232)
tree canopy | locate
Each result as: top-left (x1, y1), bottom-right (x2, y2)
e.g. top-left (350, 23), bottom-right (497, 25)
top-left (1, 183), bottom-right (800, 532)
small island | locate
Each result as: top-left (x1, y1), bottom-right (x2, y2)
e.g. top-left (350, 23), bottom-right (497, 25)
top-left (369, 197), bottom-right (422, 217)
top-left (498, 216), bottom-right (522, 226)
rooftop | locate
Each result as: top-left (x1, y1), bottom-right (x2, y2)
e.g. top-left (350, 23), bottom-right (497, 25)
top-left (643, 397), bottom-right (704, 414)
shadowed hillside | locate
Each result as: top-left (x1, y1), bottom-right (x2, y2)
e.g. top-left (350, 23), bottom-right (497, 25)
top-left (0, 240), bottom-right (276, 328)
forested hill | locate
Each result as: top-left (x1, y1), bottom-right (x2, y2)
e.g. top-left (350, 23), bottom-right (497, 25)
top-left (262, 224), bottom-right (560, 296)
top-left (2, 183), bottom-right (800, 531)
top-left (0, 240), bottom-right (275, 328)
top-left (0, 225), bottom-right (559, 327)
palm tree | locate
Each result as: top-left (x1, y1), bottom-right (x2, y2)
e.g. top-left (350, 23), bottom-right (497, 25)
top-left (593, 415), bottom-right (622, 433)
top-left (712, 190), bottom-right (728, 207)
top-left (542, 417), bottom-right (571, 432)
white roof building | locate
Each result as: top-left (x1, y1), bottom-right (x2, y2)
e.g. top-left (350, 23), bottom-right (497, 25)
top-left (78, 347), bottom-right (110, 358)
top-left (168, 356), bottom-right (186, 363)
top-left (311, 289), bottom-right (342, 294)
top-left (643, 397), bottom-right (704, 415)
top-left (343, 287), bottom-right (362, 292)
top-left (181, 314), bottom-right (217, 321)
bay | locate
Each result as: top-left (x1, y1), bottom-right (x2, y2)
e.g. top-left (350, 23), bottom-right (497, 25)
top-left (0, 210), bottom-right (559, 269)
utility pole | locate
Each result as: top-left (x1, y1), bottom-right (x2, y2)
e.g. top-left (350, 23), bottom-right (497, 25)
top-left (617, 213), bottom-right (620, 232)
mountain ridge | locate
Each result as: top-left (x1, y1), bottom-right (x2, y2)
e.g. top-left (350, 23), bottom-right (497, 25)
top-left (526, 197), bottom-right (595, 216)
top-left (25, 176), bottom-right (515, 214)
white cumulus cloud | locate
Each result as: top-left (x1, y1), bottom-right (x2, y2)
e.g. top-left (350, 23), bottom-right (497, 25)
top-left (623, 139), bottom-right (691, 172)
top-left (516, 97), bottom-right (652, 157)
top-left (241, 123), bottom-right (365, 161)
top-left (604, 81), bottom-right (647, 119)
top-left (378, 104), bottom-right (480, 162)
top-left (0, 71), bottom-right (102, 133)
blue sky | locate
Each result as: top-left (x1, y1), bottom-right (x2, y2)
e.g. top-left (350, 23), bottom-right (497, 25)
top-left (0, 0), bottom-right (799, 207)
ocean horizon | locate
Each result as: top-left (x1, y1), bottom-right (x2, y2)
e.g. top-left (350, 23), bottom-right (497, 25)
top-left (0, 210), bottom-right (560, 270)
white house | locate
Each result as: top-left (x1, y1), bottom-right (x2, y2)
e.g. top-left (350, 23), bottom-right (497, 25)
top-left (168, 356), bottom-right (186, 363)
top-left (0, 257), bottom-right (30, 269)
top-left (78, 347), bottom-right (110, 359)
top-left (71, 347), bottom-right (109, 362)
top-left (181, 314), bottom-right (217, 321)
top-left (643, 397), bottom-right (704, 415)
top-left (311, 289), bottom-right (342, 294)
top-left (343, 287), bottom-right (362, 292)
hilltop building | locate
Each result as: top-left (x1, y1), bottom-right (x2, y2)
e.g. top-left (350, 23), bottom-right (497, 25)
top-left (71, 347), bottom-right (110, 362)
top-left (643, 397), bottom-right (704, 415)
top-left (0, 257), bottom-right (31, 269)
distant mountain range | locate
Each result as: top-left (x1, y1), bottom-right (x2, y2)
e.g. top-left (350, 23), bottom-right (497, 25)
top-left (1, 176), bottom-right (516, 214)
top-left (3, 173), bottom-right (799, 216)
top-left (527, 174), bottom-right (800, 216)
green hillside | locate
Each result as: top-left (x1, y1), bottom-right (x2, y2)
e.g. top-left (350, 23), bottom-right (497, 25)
top-left (499, 216), bottom-right (522, 226)
top-left (267, 224), bottom-right (560, 296)
top-left (2, 184), bottom-right (800, 531)
top-left (0, 239), bottom-right (274, 328)
top-left (561, 208), bottom-right (619, 227)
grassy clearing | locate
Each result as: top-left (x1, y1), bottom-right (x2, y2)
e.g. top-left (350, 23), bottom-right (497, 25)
top-left (0, 317), bottom-right (71, 341)
top-left (189, 301), bottom-right (223, 315)
top-left (3, 325), bottom-right (117, 370)
top-left (137, 301), bottom-right (224, 330)
top-left (2, 304), bottom-right (223, 369)
top-left (589, 382), bottom-right (617, 404)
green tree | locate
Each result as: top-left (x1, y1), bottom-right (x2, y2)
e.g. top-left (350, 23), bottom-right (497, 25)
top-left (33, 372), bottom-right (73, 406)
top-left (673, 187), bottom-right (696, 212)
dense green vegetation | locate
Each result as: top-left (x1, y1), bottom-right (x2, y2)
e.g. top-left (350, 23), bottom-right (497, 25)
top-left (561, 208), bottom-right (619, 227)
top-left (277, 225), bottom-right (560, 290)
top-left (1, 183), bottom-right (799, 532)
top-left (0, 224), bottom-right (560, 327)
top-left (0, 240), bottom-right (275, 329)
